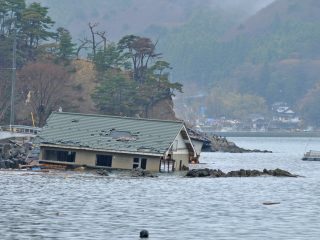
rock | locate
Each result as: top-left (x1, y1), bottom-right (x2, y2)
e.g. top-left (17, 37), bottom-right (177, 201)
top-left (96, 169), bottom-right (109, 176)
top-left (188, 128), bottom-right (272, 153)
top-left (4, 160), bottom-right (16, 168)
top-left (263, 168), bottom-right (270, 175)
top-left (249, 170), bottom-right (262, 177)
top-left (186, 169), bottom-right (210, 177)
top-left (197, 168), bottom-right (210, 177)
top-left (226, 171), bottom-right (240, 177)
top-left (181, 165), bottom-right (189, 171)
top-left (2, 144), bottom-right (12, 159)
top-left (0, 140), bottom-right (29, 169)
top-left (186, 169), bottom-right (196, 177)
top-left (10, 148), bottom-right (19, 158)
top-left (18, 146), bottom-right (26, 155)
top-left (0, 160), bottom-right (6, 169)
top-left (209, 169), bottom-right (218, 177)
top-left (131, 168), bottom-right (157, 178)
top-left (186, 168), bottom-right (297, 178)
top-left (131, 168), bottom-right (144, 177)
top-left (239, 169), bottom-right (246, 177)
top-left (271, 168), bottom-right (297, 177)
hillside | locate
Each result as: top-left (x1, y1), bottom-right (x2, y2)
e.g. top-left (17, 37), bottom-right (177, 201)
top-left (15, 60), bottom-right (177, 125)
top-left (156, 0), bottom-right (320, 125)
top-left (28, 0), bottom-right (273, 40)
top-left (225, 0), bottom-right (320, 40)
top-left (220, 0), bottom-right (320, 106)
top-left (161, 0), bottom-right (320, 82)
top-left (19, 0), bottom-right (320, 126)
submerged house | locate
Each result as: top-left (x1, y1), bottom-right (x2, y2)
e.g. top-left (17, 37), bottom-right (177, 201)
top-left (37, 112), bottom-right (198, 171)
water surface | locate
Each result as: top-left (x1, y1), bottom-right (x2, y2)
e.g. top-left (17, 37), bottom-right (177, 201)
top-left (1, 137), bottom-right (320, 239)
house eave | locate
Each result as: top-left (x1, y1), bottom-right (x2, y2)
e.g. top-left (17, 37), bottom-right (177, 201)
top-left (166, 125), bottom-right (198, 157)
top-left (39, 143), bottom-right (164, 157)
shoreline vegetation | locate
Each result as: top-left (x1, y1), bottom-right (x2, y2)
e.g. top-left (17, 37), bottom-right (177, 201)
top-left (189, 129), bottom-right (272, 153)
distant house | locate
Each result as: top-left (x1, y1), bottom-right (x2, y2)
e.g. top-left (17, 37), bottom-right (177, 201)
top-left (37, 112), bottom-right (198, 171)
top-left (272, 102), bottom-right (300, 124)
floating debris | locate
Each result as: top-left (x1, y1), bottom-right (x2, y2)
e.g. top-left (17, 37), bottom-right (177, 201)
top-left (140, 229), bottom-right (149, 238)
top-left (263, 202), bottom-right (280, 205)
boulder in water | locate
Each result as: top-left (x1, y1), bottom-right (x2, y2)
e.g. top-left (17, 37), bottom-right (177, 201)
top-left (131, 168), bottom-right (157, 178)
top-left (140, 229), bottom-right (149, 238)
top-left (186, 168), bottom-right (298, 178)
top-left (96, 169), bottom-right (109, 176)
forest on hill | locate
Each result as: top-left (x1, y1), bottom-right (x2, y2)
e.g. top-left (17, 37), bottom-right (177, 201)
top-left (25, 0), bottom-right (320, 127)
top-left (0, 0), bottom-right (180, 126)
top-left (2, 0), bottom-right (320, 127)
top-left (158, 0), bottom-right (320, 126)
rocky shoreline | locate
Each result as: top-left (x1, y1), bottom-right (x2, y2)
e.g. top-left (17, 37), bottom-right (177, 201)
top-left (188, 128), bottom-right (272, 153)
top-left (205, 134), bottom-right (271, 153)
top-left (0, 139), bottom-right (30, 169)
top-left (186, 168), bottom-right (299, 178)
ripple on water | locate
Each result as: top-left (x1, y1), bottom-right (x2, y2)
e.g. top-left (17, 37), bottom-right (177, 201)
top-left (1, 137), bottom-right (320, 239)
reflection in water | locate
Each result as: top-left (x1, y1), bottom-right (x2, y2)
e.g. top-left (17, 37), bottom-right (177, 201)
top-left (1, 137), bottom-right (320, 240)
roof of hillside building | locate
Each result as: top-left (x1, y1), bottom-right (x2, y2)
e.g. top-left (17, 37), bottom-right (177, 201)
top-left (37, 112), bottom-right (187, 156)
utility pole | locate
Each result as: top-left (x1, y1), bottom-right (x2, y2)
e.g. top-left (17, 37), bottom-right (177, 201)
top-left (10, 25), bottom-right (17, 130)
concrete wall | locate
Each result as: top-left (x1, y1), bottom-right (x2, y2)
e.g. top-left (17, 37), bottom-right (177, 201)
top-left (40, 146), bottom-right (161, 171)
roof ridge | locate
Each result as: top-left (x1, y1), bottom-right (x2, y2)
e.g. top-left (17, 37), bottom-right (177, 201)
top-left (51, 111), bottom-right (184, 124)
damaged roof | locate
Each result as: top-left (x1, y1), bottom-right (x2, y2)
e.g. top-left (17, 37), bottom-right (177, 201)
top-left (37, 112), bottom-right (185, 156)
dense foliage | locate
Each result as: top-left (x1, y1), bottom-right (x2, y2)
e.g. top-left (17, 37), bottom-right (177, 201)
top-left (0, 0), bottom-right (182, 125)
top-left (91, 35), bottom-right (182, 117)
top-left (3, 0), bottom-right (320, 126)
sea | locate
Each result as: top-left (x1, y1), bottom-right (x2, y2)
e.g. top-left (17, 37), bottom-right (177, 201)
top-left (1, 136), bottom-right (320, 240)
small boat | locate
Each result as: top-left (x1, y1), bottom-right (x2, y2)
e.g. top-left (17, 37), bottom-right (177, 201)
top-left (302, 150), bottom-right (320, 161)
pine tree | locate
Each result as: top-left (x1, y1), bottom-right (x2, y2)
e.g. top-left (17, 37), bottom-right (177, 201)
top-left (56, 27), bottom-right (76, 62)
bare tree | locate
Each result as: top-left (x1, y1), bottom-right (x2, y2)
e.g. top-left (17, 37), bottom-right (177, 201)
top-left (76, 37), bottom-right (91, 59)
top-left (18, 62), bottom-right (69, 126)
top-left (96, 31), bottom-right (107, 51)
top-left (88, 22), bottom-right (99, 58)
top-left (87, 22), bottom-right (109, 59)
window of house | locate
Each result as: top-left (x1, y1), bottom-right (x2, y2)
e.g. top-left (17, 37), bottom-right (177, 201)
top-left (96, 154), bottom-right (112, 167)
top-left (133, 157), bottom-right (147, 169)
top-left (45, 150), bottom-right (76, 162)
top-left (57, 151), bottom-right (76, 162)
top-left (45, 150), bottom-right (56, 160)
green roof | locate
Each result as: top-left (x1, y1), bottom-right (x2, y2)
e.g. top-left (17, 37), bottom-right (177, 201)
top-left (38, 112), bottom-right (185, 156)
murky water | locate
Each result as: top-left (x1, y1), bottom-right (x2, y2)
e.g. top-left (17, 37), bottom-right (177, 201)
top-left (1, 137), bottom-right (320, 240)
